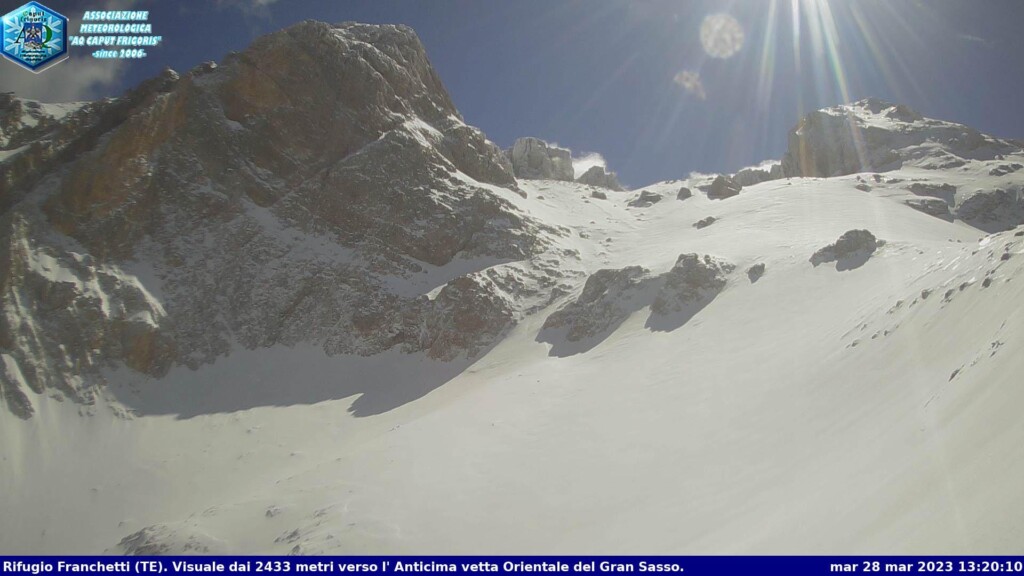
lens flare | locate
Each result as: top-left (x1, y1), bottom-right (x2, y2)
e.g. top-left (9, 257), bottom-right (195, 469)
top-left (673, 70), bottom-right (707, 100)
top-left (700, 13), bottom-right (745, 59)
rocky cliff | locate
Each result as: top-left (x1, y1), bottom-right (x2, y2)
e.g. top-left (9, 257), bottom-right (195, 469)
top-left (0, 21), bottom-right (571, 418)
top-left (506, 137), bottom-right (574, 181)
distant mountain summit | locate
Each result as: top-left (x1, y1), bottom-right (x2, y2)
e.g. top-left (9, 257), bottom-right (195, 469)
top-left (782, 97), bottom-right (1023, 178)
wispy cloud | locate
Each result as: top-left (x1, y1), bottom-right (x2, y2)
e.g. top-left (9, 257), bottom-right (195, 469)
top-left (673, 70), bottom-right (706, 100)
top-left (572, 152), bottom-right (607, 179)
top-left (214, 0), bottom-right (279, 21)
top-left (957, 33), bottom-right (995, 48)
top-left (0, 58), bottom-right (127, 102)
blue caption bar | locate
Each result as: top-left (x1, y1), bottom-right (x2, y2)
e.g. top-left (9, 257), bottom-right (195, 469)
top-left (2, 557), bottom-right (1024, 576)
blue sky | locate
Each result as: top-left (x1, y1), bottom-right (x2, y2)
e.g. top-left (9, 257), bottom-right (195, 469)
top-left (2, 0), bottom-right (1023, 186)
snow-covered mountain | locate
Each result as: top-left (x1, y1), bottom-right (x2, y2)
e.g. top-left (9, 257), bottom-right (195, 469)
top-left (2, 21), bottom-right (1024, 555)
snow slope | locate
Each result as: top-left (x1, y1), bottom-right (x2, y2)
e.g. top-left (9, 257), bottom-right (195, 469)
top-left (3, 166), bottom-right (1023, 553)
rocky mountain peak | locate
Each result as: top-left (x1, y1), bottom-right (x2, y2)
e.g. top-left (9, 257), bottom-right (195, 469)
top-left (0, 21), bottom-right (562, 418)
top-left (781, 97), bottom-right (1022, 178)
top-left (506, 137), bottom-right (574, 181)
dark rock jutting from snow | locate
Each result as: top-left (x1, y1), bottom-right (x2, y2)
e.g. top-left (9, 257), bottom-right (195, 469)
top-left (747, 263), bottom-right (766, 283)
top-left (539, 254), bottom-right (733, 353)
top-left (905, 198), bottom-right (953, 220)
top-left (540, 266), bottom-right (652, 345)
top-left (693, 216), bottom-right (717, 229)
top-left (648, 254), bottom-right (733, 331)
top-left (908, 182), bottom-right (957, 203)
top-left (810, 229), bottom-right (882, 270)
top-left (577, 165), bottom-right (625, 191)
top-left (703, 175), bottom-right (742, 200)
top-left (956, 189), bottom-right (1024, 232)
top-left (629, 190), bottom-right (663, 208)
top-left (733, 164), bottom-right (783, 187)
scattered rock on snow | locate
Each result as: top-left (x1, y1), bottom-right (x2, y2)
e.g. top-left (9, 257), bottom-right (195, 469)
top-left (747, 263), bottom-right (766, 283)
top-left (905, 198), bottom-right (953, 220)
top-left (956, 188), bottom-right (1024, 232)
top-left (647, 254), bottom-right (734, 331)
top-left (703, 175), bottom-right (742, 200)
top-left (628, 190), bottom-right (663, 208)
top-left (693, 216), bottom-right (717, 229)
top-left (110, 524), bottom-right (225, 555)
top-left (988, 163), bottom-right (1022, 177)
top-left (540, 253), bottom-right (735, 348)
top-left (907, 182), bottom-right (957, 203)
top-left (810, 229), bottom-right (882, 270)
top-left (651, 254), bottom-right (732, 316)
top-left (540, 266), bottom-right (652, 342)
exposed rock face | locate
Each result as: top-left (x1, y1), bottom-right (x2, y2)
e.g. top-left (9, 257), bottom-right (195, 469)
top-left (886, 104), bottom-right (922, 122)
top-left (0, 21), bottom-right (566, 418)
top-left (628, 190), bottom-right (663, 207)
top-left (576, 165), bottom-right (624, 190)
top-left (908, 182), bottom-right (957, 203)
top-left (693, 216), bottom-right (717, 229)
top-left (747, 263), bottom-right (766, 283)
top-left (541, 266), bottom-right (651, 342)
top-left (899, 182), bottom-right (1023, 229)
top-left (677, 187), bottom-right (693, 200)
top-left (540, 253), bottom-right (733, 345)
top-left (781, 103), bottom-right (899, 177)
top-left (111, 524), bottom-right (225, 555)
top-left (590, 190), bottom-right (607, 200)
top-left (704, 175), bottom-right (741, 200)
top-left (1, 70), bottom-right (183, 214)
top-left (0, 212), bottom-right (175, 418)
top-left (905, 198), bottom-right (952, 220)
top-left (810, 229), bottom-right (881, 269)
top-left (650, 254), bottom-right (733, 317)
top-left (733, 165), bottom-right (783, 187)
top-left (418, 274), bottom-right (515, 361)
top-left (956, 189), bottom-right (1024, 232)
top-left (507, 137), bottom-right (573, 181)
top-left (989, 163), bottom-right (1022, 177)
top-left (781, 98), bottom-right (1021, 178)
